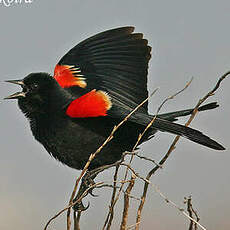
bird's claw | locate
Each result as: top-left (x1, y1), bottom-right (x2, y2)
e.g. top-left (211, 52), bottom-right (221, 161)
top-left (73, 200), bottom-right (90, 212)
top-left (88, 188), bottom-right (99, 197)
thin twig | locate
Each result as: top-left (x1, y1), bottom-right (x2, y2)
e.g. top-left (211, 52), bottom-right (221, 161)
top-left (126, 222), bottom-right (141, 230)
top-left (156, 77), bottom-right (194, 114)
top-left (44, 182), bottom-right (103, 230)
top-left (124, 78), bottom-right (193, 229)
top-left (102, 166), bottom-right (120, 230)
top-left (74, 211), bottom-right (81, 230)
top-left (120, 163), bottom-right (207, 230)
top-left (184, 71), bottom-right (230, 127)
top-left (185, 196), bottom-right (200, 230)
top-left (44, 71), bottom-right (229, 230)
top-left (124, 151), bottom-right (162, 168)
top-left (135, 71), bottom-right (229, 229)
top-left (65, 88), bottom-right (158, 230)
top-left (120, 174), bottom-right (136, 230)
top-left (107, 78), bottom-right (193, 230)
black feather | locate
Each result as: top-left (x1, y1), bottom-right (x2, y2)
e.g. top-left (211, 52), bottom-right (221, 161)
top-left (57, 26), bottom-right (151, 111)
top-left (158, 102), bottom-right (219, 121)
top-left (151, 118), bottom-right (225, 150)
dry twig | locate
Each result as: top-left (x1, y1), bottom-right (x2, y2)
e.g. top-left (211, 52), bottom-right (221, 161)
top-left (185, 196), bottom-right (200, 230)
top-left (123, 78), bottom-right (194, 229)
top-left (120, 174), bottom-right (136, 230)
top-left (135, 71), bottom-right (229, 229)
top-left (44, 182), bottom-right (103, 230)
top-left (65, 88), bottom-right (158, 230)
top-left (120, 163), bottom-right (207, 230)
top-left (102, 166), bottom-right (123, 230)
top-left (103, 78), bottom-right (193, 229)
top-left (44, 71), bottom-right (229, 230)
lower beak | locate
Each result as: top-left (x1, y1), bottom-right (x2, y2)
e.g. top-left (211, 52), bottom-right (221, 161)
top-left (4, 92), bottom-right (26, 100)
top-left (4, 79), bottom-right (26, 100)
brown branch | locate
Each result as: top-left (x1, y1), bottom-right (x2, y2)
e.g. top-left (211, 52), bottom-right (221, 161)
top-left (184, 71), bottom-right (230, 127)
top-left (120, 174), bottom-right (136, 230)
top-left (185, 196), bottom-right (200, 230)
top-left (65, 88), bottom-right (158, 230)
top-left (120, 163), bottom-right (207, 230)
top-left (102, 165), bottom-right (120, 230)
top-left (124, 151), bottom-right (162, 168)
top-left (135, 71), bottom-right (229, 229)
top-left (44, 182), bottom-right (103, 230)
top-left (103, 78), bottom-right (193, 230)
top-left (97, 89), bottom-right (158, 230)
top-left (186, 196), bottom-right (194, 230)
top-left (74, 211), bottom-right (81, 230)
top-left (128, 78), bottom-right (193, 230)
top-left (126, 222), bottom-right (141, 230)
top-left (44, 71), bottom-right (229, 230)
top-left (191, 206), bottom-right (200, 230)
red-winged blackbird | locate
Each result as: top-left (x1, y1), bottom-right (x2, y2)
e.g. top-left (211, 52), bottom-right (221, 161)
top-left (5, 27), bottom-right (225, 171)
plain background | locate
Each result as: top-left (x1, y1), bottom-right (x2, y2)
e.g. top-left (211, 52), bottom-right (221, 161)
top-left (0, 1), bottom-right (230, 229)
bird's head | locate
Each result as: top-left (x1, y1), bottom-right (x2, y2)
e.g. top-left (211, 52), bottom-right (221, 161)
top-left (5, 72), bottom-right (54, 100)
top-left (4, 72), bottom-right (62, 116)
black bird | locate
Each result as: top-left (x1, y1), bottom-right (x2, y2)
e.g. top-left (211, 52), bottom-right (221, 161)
top-left (5, 27), bottom-right (225, 172)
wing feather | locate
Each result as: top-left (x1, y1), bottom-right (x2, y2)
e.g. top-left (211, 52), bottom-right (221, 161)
top-left (55, 26), bottom-right (151, 112)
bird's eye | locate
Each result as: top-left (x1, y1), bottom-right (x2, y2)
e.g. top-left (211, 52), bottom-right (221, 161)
top-left (31, 83), bottom-right (38, 90)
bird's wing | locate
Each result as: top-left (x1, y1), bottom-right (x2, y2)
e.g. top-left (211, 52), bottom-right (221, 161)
top-left (54, 26), bottom-right (151, 117)
top-left (53, 27), bottom-right (225, 151)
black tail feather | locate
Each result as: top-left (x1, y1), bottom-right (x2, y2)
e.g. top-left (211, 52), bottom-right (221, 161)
top-left (152, 118), bottom-right (225, 150)
top-left (158, 102), bottom-right (219, 122)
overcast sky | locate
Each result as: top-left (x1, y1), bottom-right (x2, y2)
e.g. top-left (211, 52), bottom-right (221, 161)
top-left (0, 1), bottom-right (230, 230)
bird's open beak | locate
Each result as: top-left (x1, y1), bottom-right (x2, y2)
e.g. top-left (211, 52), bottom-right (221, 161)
top-left (4, 80), bottom-right (26, 100)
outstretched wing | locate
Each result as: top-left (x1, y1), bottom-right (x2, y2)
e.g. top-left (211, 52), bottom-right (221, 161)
top-left (53, 27), bottom-right (225, 151)
top-left (54, 26), bottom-right (151, 117)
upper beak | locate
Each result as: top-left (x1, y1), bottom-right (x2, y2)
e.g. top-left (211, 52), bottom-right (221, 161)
top-left (5, 80), bottom-right (25, 86)
top-left (4, 79), bottom-right (26, 100)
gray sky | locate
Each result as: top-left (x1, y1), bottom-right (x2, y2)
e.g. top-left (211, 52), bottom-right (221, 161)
top-left (0, 1), bottom-right (230, 229)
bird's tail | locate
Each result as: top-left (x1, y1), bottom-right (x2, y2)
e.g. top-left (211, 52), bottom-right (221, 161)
top-left (157, 102), bottom-right (219, 121)
top-left (151, 117), bottom-right (225, 150)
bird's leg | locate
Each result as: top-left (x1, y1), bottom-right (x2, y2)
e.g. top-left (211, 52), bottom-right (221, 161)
top-left (72, 175), bottom-right (91, 212)
top-left (83, 160), bottom-right (125, 196)
top-left (73, 160), bottom-right (123, 211)
top-left (72, 171), bottom-right (98, 211)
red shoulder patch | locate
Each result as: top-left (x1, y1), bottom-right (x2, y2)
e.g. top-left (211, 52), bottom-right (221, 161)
top-left (66, 90), bottom-right (112, 118)
top-left (54, 64), bottom-right (87, 88)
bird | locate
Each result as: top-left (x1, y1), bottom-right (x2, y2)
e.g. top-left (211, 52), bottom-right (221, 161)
top-left (5, 26), bottom-right (225, 173)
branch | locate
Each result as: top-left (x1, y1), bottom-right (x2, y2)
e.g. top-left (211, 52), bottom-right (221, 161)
top-left (135, 71), bottom-right (229, 229)
top-left (185, 196), bottom-right (200, 230)
top-left (65, 88), bottom-right (159, 230)
top-left (120, 174), bottom-right (136, 230)
top-left (102, 165), bottom-right (120, 230)
top-left (103, 78), bottom-right (193, 230)
top-left (121, 163), bottom-right (207, 230)
top-left (44, 182), bottom-right (103, 230)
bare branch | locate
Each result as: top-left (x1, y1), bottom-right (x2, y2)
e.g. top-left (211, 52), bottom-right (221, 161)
top-left (120, 163), bottom-right (207, 230)
top-left (135, 71), bottom-right (229, 229)
top-left (65, 88), bottom-right (159, 230)
top-left (44, 182), bottom-right (103, 230)
top-left (120, 174), bottom-right (136, 230)
top-left (184, 196), bottom-right (200, 230)
top-left (44, 71), bottom-right (229, 230)
top-left (124, 151), bottom-right (162, 168)
top-left (133, 78), bottom-right (193, 229)
top-left (74, 211), bottom-right (81, 230)
top-left (102, 166), bottom-right (120, 230)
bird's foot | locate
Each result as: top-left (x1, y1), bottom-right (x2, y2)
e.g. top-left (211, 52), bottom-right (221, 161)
top-left (73, 199), bottom-right (90, 212)
top-left (72, 171), bottom-right (97, 212)
top-left (72, 162), bottom-right (122, 211)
